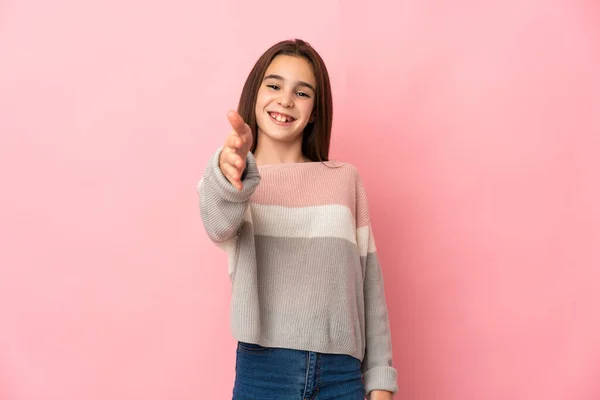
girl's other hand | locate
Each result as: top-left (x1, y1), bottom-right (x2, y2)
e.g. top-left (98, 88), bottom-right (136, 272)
top-left (369, 390), bottom-right (393, 400)
top-left (219, 110), bottom-right (253, 191)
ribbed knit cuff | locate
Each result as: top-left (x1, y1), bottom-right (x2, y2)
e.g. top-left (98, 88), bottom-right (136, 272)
top-left (363, 366), bottom-right (398, 398)
top-left (208, 146), bottom-right (260, 202)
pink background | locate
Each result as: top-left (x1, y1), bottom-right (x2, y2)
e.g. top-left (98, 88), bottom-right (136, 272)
top-left (1, 1), bottom-right (599, 399)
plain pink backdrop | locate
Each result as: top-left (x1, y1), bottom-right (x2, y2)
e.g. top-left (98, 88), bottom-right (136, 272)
top-left (1, 1), bottom-right (599, 399)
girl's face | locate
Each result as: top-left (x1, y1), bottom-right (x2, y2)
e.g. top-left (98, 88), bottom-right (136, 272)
top-left (254, 55), bottom-right (316, 147)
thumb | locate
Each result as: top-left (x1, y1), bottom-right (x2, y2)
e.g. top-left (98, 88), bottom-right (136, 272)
top-left (227, 110), bottom-right (251, 138)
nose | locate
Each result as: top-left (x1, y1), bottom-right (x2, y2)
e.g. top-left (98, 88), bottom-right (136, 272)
top-left (278, 91), bottom-right (294, 108)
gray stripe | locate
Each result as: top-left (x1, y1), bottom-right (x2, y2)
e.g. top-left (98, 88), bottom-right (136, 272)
top-left (230, 222), bottom-right (375, 361)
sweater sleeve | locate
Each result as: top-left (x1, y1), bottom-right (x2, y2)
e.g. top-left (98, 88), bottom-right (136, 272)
top-left (197, 146), bottom-right (261, 244)
top-left (355, 174), bottom-right (398, 397)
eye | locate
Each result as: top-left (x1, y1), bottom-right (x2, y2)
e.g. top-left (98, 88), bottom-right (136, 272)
top-left (296, 91), bottom-right (311, 98)
top-left (266, 84), bottom-right (280, 90)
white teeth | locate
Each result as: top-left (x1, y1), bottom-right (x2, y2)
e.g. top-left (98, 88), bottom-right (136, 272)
top-left (270, 112), bottom-right (292, 123)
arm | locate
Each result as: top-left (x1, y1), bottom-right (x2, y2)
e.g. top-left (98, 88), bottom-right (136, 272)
top-left (361, 229), bottom-right (398, 398)
top-left (198, 146), bottom-right (260, 244)
top-left (356, 175), bottom-right (398, 398)
top-left (198, 110), bottom-right (259, 244)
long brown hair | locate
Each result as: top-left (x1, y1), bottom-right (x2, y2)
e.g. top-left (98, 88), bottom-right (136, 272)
top-left (237, 39), bottom-right (333, 162)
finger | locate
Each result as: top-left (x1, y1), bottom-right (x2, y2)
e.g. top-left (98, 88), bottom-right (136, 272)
top-left (226, 132), bottom-right (242, 150)
top-left (225, 152), bottom-right (244, 170)
top-left (228, 137), bottom-right (250, 159)
top-left (224, 162), bottom-right (243, 183)
top-left (227, 110), bottom-right (252, 137)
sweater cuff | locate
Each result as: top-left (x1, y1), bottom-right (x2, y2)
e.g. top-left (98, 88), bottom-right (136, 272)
top-left (363, 366), bottom-right (398, 398)
top-left (207, 146), bottom-right (260, 202)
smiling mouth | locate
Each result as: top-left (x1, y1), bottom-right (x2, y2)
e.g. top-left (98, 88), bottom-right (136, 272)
top-left (268, 111), bottom-right (296, 123)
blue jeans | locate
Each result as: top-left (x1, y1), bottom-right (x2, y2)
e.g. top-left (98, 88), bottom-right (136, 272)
top-left (233, 342), bottom-right (366, 400)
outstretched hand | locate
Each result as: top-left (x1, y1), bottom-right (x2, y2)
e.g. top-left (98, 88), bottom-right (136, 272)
top-left (219, 110), bottom-right (253, 191)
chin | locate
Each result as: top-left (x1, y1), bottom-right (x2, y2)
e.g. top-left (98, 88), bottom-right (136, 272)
top-left (262, 130), bottom-right (304, 143)
top-left (257, 123), bottom-right (307, 143)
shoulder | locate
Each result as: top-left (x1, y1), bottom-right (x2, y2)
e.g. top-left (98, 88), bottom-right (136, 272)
top-left (319, 160), bottom-right (367, 188)
top-left (318, 160), bottom-right (361, 177)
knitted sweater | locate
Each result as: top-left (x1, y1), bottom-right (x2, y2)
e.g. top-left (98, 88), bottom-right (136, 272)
top-left (198, 147), bottom-right (398, 396)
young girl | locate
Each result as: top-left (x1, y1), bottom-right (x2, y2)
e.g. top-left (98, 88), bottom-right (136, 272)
top-left (198, 39), bottom-right (397, 400)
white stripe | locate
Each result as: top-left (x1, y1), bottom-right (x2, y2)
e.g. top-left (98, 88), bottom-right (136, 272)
top-left (356, 225), bottom-right (377, 257)
top-left (246, 203), bottom-right (357, 244)
top-left (216, 237), bottom-right (238, 277)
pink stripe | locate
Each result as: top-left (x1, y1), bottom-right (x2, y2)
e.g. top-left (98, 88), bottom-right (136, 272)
top-left (251, 161), bottom-right (371, 227)
top-left (355, 178), bottom-right (370, 228)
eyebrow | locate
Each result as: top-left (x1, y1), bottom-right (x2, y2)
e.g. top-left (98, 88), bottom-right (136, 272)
top-left (263, 74), bottom-right (316, 93)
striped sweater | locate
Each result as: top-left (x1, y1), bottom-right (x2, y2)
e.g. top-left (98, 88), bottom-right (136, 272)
top-left (198, 147), bottom-right (398, 396)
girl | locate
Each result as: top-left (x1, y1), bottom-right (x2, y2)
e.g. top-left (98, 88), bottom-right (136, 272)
top-left (198, 39), bottom-right (397, 400)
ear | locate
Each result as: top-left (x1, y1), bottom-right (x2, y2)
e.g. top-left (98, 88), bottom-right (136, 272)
top-left (309, 113), bottom-right (316, 123)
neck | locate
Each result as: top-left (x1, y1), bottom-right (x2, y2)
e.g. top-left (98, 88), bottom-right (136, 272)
top-left (254, 133), bottom-right (308, 166)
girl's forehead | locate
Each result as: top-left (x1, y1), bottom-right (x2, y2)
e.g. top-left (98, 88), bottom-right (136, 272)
top-left (264, 55), bottom-right (316, 83)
